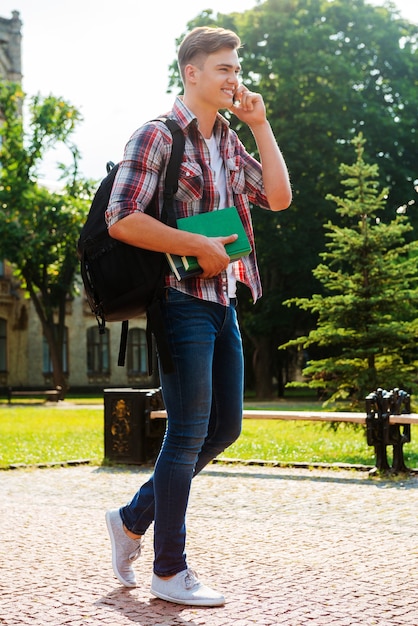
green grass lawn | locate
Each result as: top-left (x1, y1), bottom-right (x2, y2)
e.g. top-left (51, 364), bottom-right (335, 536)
top-left (0, 403), bottom-right (417, 469)
top-left (0, 406), bottom-right (103, 467)
top-left (227, 420), bottom-right (378, 465)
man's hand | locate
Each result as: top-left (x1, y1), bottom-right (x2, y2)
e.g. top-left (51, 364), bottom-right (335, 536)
top-left (229, 85), bottom-right (267, 127)
top-left (196, 234), bottom-right (238, 278)
top-left (229, 85), bottom-right (293, 211)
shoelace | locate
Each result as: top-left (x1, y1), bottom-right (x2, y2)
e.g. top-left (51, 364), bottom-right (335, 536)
top-left (184, 569), bottom-right (200, 590)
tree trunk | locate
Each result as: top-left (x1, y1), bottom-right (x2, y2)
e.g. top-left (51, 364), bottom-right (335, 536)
top-left (43, 321), bottom-right (67, 394)
top-left (251, 335), bottom-right (275, 400)
top-left (24, 279), bottom-right (68, 396)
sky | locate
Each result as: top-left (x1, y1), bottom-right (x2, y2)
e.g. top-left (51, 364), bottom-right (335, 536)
top-left (2, 0), bottom-right (417, 183)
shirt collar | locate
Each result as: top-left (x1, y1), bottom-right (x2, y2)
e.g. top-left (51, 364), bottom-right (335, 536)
top-left (171, 96), bottom-right (231, 134)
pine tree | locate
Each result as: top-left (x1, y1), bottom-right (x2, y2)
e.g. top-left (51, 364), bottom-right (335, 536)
top-left (281, 134), bottom-right (418, 407)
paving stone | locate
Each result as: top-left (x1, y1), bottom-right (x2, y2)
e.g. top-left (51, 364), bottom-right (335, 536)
top-left (0, 464), bottom-right (417, 625)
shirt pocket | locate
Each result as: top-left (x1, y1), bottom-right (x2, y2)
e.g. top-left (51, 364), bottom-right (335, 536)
top-left (227, 156), bottom-right (246, 195)
top-left (175, 161), bottom-right (203, 202)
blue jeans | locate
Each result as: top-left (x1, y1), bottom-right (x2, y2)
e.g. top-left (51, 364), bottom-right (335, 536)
top-left (120, 288), bottom-right (244, 577)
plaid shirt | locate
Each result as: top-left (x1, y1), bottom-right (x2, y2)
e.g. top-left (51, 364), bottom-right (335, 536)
top-left (106, 97), bottom-right (271, 305)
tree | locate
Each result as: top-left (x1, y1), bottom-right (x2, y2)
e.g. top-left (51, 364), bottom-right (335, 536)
top-left (0, 81), bottom-right (93, 394)
top-left (169, 0), bottom-right (418, 398)
top-left (281, 133), bottom-right (418, 406)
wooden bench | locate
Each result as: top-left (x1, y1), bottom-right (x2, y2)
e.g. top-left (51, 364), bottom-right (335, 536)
top-left (7, 386), bottom-right (62, 404)
top-left (149, 408), bottom-right (418, 474)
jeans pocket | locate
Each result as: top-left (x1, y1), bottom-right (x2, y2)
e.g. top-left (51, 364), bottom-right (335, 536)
top-left (165, 287), bottom-right (198, 305)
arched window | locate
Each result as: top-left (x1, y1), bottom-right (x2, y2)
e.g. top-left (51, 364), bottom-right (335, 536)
top-left (87, 326), bottom-right (110, 375)
top-left (127, 328), bottom-right (147, 375)
top-left (0, 318), bottom-right (6, 372)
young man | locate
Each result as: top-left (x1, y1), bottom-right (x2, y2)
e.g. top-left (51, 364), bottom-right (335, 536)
top-left (105, 26), bottom-right (291, 606)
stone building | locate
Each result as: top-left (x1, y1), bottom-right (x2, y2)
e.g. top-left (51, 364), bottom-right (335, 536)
top-left (0, 11), bottom-right (25, 390)
top-left (0, 11), bottom-right (154, 393)
top-left (0, 11), bottom-right (21, 81)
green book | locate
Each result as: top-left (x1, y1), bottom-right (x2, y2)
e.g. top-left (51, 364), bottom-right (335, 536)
top-left (177, 206), bottom-right (252, 272)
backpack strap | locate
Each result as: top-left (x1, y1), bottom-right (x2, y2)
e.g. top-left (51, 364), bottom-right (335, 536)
top-left (160, 118), bottom-right (185, 227)
top-left (142, 117), bottom-right (185, 375)
top-left (117, 321), bottom-right (129, 367)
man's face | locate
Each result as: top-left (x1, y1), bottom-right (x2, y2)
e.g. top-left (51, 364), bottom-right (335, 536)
top-left (190, 47), bottom-right (241, 110)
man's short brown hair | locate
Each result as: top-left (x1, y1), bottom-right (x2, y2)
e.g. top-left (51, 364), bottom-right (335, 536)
top-left (178, 26), bottom-right (241, 82)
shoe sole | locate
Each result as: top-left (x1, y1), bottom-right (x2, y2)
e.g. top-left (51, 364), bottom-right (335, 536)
top-left (105, 510), bottom-right (137, 588)
top-left (150, 587), bottom-right (225, 607)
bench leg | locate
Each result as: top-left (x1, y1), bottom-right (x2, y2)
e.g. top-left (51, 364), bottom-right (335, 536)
top-left (390, 425), bottom-right (411, 474)
top-left (373, 442), bottom-right (391, 473)
top-left (391, 442), bottom-right (409, 473)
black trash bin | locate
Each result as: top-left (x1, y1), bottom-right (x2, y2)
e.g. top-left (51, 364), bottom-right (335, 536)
top-left (104, 387), bottom-right (166, 464)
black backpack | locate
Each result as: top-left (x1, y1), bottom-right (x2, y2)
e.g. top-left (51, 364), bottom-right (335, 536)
top-left (77, 118), bottom-right (185, 373)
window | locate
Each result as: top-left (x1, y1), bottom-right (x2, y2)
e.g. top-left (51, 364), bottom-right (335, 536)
top-left (127, 328), bottom-right (147, 375)
top-left (0, 318), bottom-right (6, 372)
top-left (43, 326), bottom-right (68, 374)
top-left (0, 260), bottom-right (4, 277)
top-left (87, 326), bottom-right (110, 375)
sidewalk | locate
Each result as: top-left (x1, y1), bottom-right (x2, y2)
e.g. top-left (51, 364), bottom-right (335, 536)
top-left (0, 463), bottom-right (417, 626)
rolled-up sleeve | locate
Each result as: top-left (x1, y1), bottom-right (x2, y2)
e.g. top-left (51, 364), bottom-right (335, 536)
top-left (105, 123), bottom-right (170, 228)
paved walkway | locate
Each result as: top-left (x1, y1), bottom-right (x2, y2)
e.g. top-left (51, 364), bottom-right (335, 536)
top-left (0, 463), bottom-right (417, 626)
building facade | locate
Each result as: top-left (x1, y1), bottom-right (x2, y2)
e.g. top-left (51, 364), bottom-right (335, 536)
top-left (0, 11), bottom-right (155, 393)
top-left (0, 11), bottom-right (21, 82)
top-left (0, 11), bottom-right (25, 390)
top-left (26, 279), bottom-right (155, 391)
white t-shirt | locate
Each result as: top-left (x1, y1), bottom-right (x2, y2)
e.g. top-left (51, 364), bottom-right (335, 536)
top-left (204, 135), bottom-right (237, 299)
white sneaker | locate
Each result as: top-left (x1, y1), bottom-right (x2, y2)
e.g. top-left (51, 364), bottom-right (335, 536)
top-left (105, 509), bottom-right (143, 588)
top-left (150, 569), bottom-right (225, 606)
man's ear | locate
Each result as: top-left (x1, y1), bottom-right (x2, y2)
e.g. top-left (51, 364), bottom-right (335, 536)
top-left (184, 64), bottom-right (198, 84)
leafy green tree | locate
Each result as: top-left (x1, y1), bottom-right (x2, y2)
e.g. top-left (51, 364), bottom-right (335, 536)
top-left (169, 0), bottom-right (418, 398)
top-left (281, 133), bottom-right (418, 406)
top-left (0, 81), bottom-right (93, 394)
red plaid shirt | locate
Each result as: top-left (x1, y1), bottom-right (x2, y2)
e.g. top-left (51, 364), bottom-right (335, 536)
top-left (106, 97), bottom-right (271, 305)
